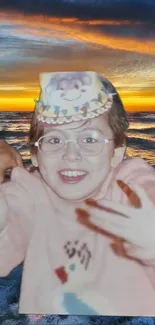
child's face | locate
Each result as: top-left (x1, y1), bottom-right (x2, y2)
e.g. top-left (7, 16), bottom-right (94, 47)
top-left (32, 115), bottom-right (123, 201)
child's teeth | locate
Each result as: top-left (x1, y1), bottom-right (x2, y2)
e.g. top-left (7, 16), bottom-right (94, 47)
top-left (61, 171), bottom-right (86, 177)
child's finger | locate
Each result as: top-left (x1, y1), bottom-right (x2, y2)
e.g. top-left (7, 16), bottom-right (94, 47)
top-left (85, 199), bottom-right (140, 220)
top-left (127, 183), bottom-right (154, 210)
top-left (90, 217), bottom-right (131, 240)
top-left (77, 207), bottom-right (130, 228)
top-left (117, 180), bottom-right (141, 208)
top-left (76, 208), bottom-right (127, 257)
top-left (85, 199), bottom-right (125, 216)
top-left (124, 246), bottom-right (151, 261)
top-left (76, 208), bottom-right (131, 238)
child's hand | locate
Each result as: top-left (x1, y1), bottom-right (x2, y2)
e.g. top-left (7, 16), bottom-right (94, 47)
top-left (0, 192), bottom-right (8, 232)
top-left (76, 183), bottom-right (155, 265)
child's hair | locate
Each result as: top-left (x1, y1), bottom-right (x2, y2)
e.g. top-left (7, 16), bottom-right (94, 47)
top-left (100, 76), bottom-right (129, 147)
top-left (29, 78), bottom-right (129, 154)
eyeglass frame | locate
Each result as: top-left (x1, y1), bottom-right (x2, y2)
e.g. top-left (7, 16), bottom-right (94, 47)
top-left (33, 131), bottom-right (114, 156)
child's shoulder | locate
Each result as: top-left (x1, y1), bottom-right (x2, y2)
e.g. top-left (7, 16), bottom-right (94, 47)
top-left (119, 156), bottom-right (153, 169)
top-left (116, 157), bottom-right (155, 182)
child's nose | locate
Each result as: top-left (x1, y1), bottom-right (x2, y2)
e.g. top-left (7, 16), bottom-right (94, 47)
top-left (62, 141), bottom-right (82, 162)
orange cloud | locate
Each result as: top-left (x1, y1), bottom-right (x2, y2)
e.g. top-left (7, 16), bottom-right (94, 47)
top-left (0, 11), bottom-right (155, 55)
top-left (0, 11), bottom-right (155, 112)
top-left (1, 89), bottom-right (155, 112)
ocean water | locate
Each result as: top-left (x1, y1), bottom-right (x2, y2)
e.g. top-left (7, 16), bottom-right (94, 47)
top-left (0, 111), bottom-right (155, 167)
top-left (0, 111), bottom-right (155, 325)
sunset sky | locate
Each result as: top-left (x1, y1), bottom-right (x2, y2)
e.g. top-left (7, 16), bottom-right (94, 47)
top-left (0, 0), bottom-right (155, 112)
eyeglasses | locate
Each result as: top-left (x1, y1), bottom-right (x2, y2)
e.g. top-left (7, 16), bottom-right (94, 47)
top-left (34, 130), bottom-right (114, 156)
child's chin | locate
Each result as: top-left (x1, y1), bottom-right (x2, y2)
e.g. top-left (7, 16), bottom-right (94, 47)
top-left (56, 191), bottom-right (89, 201)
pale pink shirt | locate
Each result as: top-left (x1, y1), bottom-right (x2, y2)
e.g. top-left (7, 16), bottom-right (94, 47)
top-left (0, 157), bottom-right (155, 316)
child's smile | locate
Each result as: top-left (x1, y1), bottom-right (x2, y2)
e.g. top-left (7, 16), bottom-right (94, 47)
top-left (58, 168), bottom-right (88, 184)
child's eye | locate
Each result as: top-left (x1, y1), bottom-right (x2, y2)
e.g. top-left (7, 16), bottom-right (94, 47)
top-left (49, 137), bottom-right (61, 144)
top-left (83, 137), bottom-right (98, 143)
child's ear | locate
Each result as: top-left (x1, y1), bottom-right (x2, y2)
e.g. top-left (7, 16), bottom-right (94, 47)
top-left (31, 153), bottom-right (38, 167)
top-left (111, 145), bottom-right (126, 168)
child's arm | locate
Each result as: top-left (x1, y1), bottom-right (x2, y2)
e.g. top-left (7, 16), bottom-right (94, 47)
top-left (0, 180), bottom-right (34, 276)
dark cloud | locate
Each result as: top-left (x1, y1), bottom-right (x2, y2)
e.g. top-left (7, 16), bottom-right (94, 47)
top-left (87, 23), bottom-right (155, 40)
top-left (0, 0), bottom-right (155, 23)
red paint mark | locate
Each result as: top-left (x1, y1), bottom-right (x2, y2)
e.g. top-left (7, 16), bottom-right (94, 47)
top-left (117, 180), bottom-right (141, 208)
top-left (81, 106), bottom-right (87, 113)
top-left (76, 208), bottom-right (89, 219)
top-left (55, 266), bottom-right (68, 284)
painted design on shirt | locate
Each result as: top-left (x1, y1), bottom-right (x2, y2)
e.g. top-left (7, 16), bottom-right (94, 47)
top-left (52, 239), bottom-right (114, 315)
top-left (54, 262), bottom-right (99, 315)
top-left (63, 240), bottom-right (92, 270)
top-left (54, 262), bottom-right (115, 315)
top-left (62, 292), bottom-right (99, 315)
top-left (53, 240), bottom-right (100, 314)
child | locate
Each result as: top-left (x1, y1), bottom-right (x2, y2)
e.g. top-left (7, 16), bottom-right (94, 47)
top-left (0, 71), bottom-right (155, 316)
